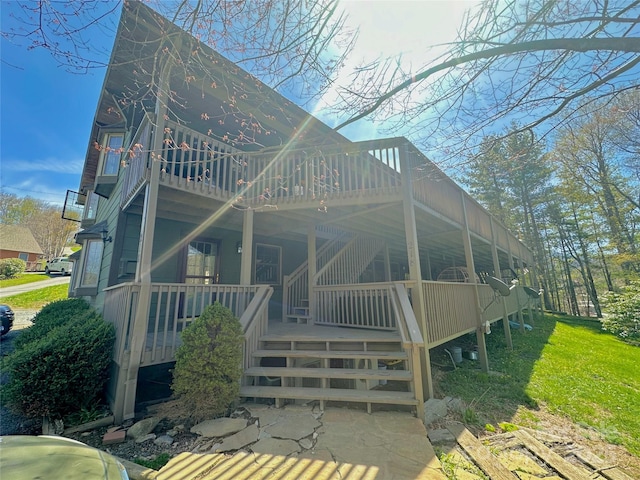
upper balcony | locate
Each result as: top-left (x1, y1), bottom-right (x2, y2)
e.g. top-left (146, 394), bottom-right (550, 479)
top-left (117, 119), bottom-right (530, 265)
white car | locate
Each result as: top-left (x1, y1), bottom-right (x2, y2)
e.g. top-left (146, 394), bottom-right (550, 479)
top-left (45, 257), bottom-right (73, 276)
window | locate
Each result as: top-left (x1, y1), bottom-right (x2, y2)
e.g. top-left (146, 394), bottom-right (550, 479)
top-left (101, 133), bottom-right (124, 175)
top-left (84, 192), bottom-right (99, 222)
top-left (80, 239), bottom-right (104, 288)
top-left (184, 239), bottom-right (220, 284)
top-left (255, 244), bottom-right (281, 285)
top-left (18, 253), bottom-right (28, 261)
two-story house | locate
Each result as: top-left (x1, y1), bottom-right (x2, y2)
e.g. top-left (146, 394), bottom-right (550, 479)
top-left (65, 0), bottom-right (537, 422)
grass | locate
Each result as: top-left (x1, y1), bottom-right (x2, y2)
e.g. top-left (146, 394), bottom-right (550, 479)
top-left (0, 274), bottom-right (50, 288)
top-left (134, 453), bottom-right (171, 470)
top-left (438, 312), bottom-right (640, 457)
top-left (1, 284), bottom-right (69, 309)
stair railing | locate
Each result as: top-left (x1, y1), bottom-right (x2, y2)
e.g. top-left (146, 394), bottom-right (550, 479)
top-left (282, 230), bottom-right (352, 321)
top-left (390, 283), bottom-right (425, 419)
top-left (239, 286), bottom-right (273, 384)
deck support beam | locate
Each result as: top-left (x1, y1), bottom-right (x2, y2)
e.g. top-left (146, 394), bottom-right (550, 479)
top-left (400, 144), bottom-right (432, 401)
top-left (461, 193), bottom-right (489, 373)
top-left (491, 217), bottom-right (513, 349)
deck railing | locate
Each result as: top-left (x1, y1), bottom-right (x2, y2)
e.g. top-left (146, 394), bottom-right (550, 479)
top-left (103, 283), bottom-right (262, 366)
top-left (314, 283), bottom-right (398, 330)
top-left (155, 122), bottom-right (403, 206)
top-left (421, 281), bottom-right (530, 347)
top-left (421, 281), bottom-right (478, 347)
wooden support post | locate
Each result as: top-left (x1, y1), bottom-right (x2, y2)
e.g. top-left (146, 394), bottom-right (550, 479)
top-left (400, 144), bottom-right (432, 400)
top-left (307, 225), bottom-right (317, 322)
top-left (490, 217), bottom-right (512, 349)
top-left (506, 235), bottom-right (526, 332)
top-left (461, 193), bottom-right (489, 373)
top-left (114, 59), bottom-right (171, 423)
top-left (383, 245), bottom-right (391, 281)
top-left (240, 209), bottom-right (253, 285)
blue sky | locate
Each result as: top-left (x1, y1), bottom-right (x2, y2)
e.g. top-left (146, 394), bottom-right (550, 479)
top-left (0, 1), bottom-right (473, 207)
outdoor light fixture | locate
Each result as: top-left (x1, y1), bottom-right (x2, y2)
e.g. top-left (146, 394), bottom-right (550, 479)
top-left (236, 241), bottom-right (242, 254)
top-left (101, 228), bottom-right (113, 244)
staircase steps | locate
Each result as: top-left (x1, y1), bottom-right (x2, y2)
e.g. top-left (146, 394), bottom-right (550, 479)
top-left (244, 366), bottom-right (413, 381)
top-left (239, 386), bottom-right (418, 406)
top-left (240, 324), bottom-right (419, 415)
top-left (252, 349), bottom-right (407, 360)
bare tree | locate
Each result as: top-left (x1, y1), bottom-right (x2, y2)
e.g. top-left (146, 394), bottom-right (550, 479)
top-left (331, 0), bottom-right (640, 163)
top-left (3, 0), bottom-right (352, 146)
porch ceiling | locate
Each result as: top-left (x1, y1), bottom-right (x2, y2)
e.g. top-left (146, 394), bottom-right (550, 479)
top-left (140, 187), bottom-right (505, 277)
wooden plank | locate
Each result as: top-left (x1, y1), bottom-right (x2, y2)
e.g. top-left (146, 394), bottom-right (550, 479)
top-left (447, 423), bottom-right (517, 480)
top-left (244, 366), bottom-right (412, 381)
top-left (573, 448), bottom-right (635, 480)
top-left (239, 386), bottom-right (418, 405)
top-left (253, 349), bottom-right (407, 360)
top-left (515, 430), bottom-right (593, 480)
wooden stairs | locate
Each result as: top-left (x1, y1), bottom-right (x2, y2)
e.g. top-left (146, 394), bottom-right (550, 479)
top-left (239, 324), bottom-right (422, 415)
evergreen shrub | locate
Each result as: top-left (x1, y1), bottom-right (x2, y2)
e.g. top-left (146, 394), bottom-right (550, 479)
top-left (4, 299), bottom-right (115, 419)
top-left (172, 302), bottom-right (244, 421)
top-left (0, 258), bottom-right (26, 279)
top-left (15, 298), bottom-right (95, 349)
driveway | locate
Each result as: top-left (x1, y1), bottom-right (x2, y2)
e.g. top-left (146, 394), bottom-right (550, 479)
top-left (0, 275), bottom-right (70, 298)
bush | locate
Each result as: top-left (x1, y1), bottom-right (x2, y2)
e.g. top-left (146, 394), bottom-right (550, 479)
top-left (171, 302), bottom-right (243, 421)
top-left (15, 298), bottom-right (95, 349)
top-left (0, 258), bottom-right (26, 279)
top-left (602, 281), bottom-right (640, 343)
top-left (3, 299), bottom-right (115, 419)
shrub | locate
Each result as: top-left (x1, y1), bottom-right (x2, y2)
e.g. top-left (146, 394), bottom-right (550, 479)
top-left (3, 303), bottom-right (115, 419)
top-left (0, 258), bottom-right (26, 279)
top-left (171, 302), bottom-right (243, 421)
top-left (602, 281), bottom-right (640, 343)
top-left (15, 298), bottom-right (95, 349)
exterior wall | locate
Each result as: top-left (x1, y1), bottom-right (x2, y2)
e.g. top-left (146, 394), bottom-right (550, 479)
top-left (0, 250), bottom-right (40, 271)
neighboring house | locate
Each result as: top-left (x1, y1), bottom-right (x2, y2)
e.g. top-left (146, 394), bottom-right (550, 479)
top-left (0, 225), bottom-right (44, 272)
top-left (67, 1), bottom-right (538, 422)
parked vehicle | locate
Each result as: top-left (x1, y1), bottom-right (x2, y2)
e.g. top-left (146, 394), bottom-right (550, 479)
top-left (45, 257), bottom-right (73, 276)
top-left (0, 435), bottom-right (129, 479)
top-left (0, 304), bottom-right (14, 337)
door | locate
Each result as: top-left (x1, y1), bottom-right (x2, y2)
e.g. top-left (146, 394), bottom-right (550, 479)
top-left (179, 239), bottom-right (221, 318)
top-left (184, 239), bottom-right (221, 284)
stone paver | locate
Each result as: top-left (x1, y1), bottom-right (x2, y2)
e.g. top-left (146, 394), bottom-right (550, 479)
top-left (251, 437), bottom-right (300, 456)
top-left (263, 414), bottom-right (320, 440)
top-left (190, 418), bottom-right (247, 437)
top-left (212, 424), bottom-right (259, 452)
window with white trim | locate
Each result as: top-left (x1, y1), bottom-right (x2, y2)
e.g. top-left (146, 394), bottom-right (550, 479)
top-left (101, 133), bottom-right (124, 176)
top-left (80, 239), bottom-right (104, 288)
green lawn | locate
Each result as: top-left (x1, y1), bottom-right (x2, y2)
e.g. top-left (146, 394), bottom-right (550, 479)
top-left (1, 284), bottom-right (69, 309)
top-left (438, 312), bottom-right (640, 457)
top-left (0, 274), bottom-right (50, 288)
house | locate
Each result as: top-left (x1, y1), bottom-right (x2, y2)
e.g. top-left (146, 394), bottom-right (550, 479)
top-left (0, 225), bottom-right (44, 272)
top-left (66, 1), bottom-right (537, 423)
